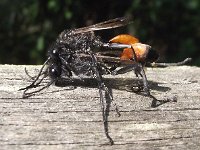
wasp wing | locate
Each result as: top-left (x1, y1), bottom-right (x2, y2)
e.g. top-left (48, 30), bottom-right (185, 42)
top-left (73, 17), bottom-right (132, 34)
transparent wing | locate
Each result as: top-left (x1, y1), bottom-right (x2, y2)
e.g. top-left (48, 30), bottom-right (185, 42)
top-left (73, 17), bottom-right (132, 34)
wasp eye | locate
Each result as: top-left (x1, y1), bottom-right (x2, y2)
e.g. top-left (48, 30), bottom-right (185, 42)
top-left (49, 47), bottom-right (62, 61)
top-left (52, 48), bottom-right (60, 57)
top-left (49, 64), bottom-right (61, 79)
top-left (52, 49), bottom-right (58, 55)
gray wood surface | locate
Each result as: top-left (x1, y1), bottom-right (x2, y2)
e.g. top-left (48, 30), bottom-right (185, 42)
top-left (0, 65), bottom-right (200, 150)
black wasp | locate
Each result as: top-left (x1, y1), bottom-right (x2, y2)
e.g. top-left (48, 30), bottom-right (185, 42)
top-left (20, 17), bottom-right (159, 145)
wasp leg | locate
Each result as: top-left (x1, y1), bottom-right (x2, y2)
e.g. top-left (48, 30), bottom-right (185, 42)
top-left (112, 63), bottom-right (150, 95)
top-left (90, 53), bottom-right (114, 145)
top-left (24, 67), bottom-right (35, 80)
top-left (59, 57), bottom-right (73, 77)
top-left (148, 58), bottom-right (192, 67)
top-left (136, 64), bottom-right (150, 96)
top-left (95, 62), bottom-right (121, 117)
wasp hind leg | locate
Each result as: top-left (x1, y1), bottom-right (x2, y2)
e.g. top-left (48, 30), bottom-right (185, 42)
top-left (111, 62), bottom-right (150, 96)
top-left (135, 63), bottom-right (150, 96)
top-left (148, 58), bottom-right (192, 67)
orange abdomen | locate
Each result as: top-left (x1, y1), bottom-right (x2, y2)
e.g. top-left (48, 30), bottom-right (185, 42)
top-left (110, 34), bottom-right (147, 61)
top-left (110, 34), bottom-right (159, 63)
top-left (109, 34), bottom-right (139, 45)
top-left (120, 48), bottom-right (134, 60)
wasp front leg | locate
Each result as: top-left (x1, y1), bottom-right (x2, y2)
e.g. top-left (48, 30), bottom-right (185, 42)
top-left (90, 52), bottom-right (114, 145)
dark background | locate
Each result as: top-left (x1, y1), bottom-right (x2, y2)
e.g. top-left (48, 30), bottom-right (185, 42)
top-left (0, 0), bottom-right (199, 65)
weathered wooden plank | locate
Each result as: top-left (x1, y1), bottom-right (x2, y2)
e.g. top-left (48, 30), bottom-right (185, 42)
top-left (0, 65), bottom-right (200, 149)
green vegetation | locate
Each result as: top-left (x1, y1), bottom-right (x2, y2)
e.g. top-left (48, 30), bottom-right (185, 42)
top-left (0, 0), bottom-right (199, 65)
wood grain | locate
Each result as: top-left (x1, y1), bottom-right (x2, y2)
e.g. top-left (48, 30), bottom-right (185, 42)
top-left (0, 65), bottom-right (200, 150)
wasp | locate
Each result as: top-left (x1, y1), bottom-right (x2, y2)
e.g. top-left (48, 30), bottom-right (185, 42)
top-left (20, 17), bottom-right (191, 145)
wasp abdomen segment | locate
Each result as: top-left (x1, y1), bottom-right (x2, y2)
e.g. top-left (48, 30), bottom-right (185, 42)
top-left (109, 34), bottom-right (139, 44)
top-left (109, 34), bottom-right (140, 61)
top-left (131, 43), bottom-right (151, 62)
top-left (109, 34), bottom-right (159, 63)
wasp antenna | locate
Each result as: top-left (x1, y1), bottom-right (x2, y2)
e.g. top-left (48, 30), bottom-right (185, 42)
top-left (19, 57), bottom-right (50, 91)
top-left (22, 79), bottom-right (55, 98)
top-left (24, 67), bottom-right (35, 80)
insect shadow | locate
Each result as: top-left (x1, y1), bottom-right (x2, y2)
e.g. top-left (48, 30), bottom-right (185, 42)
top-left (53, 77), bottom-right (172, 107)
top-left (55, 77), bottom-right (170, 91)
